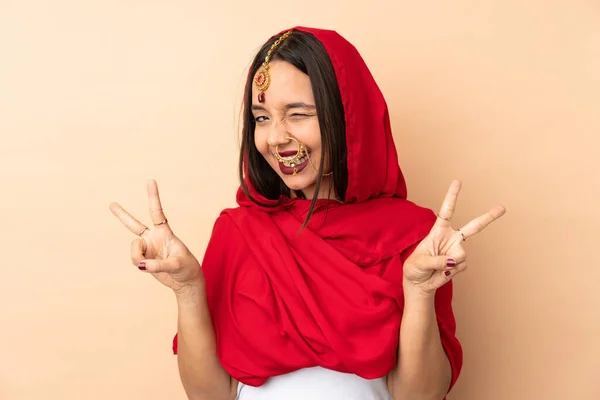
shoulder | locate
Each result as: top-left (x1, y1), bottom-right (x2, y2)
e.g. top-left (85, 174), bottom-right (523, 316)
top-left (202, 208), bottom-right (255, 271)
top-left (208, 205), bottom-right (269, 238)
top-left (216, 205), bottom-right (264, 227)
top-left (203, 207), bottom-right (243, 241)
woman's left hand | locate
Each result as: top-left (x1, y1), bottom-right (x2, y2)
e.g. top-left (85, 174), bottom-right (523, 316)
top-left (403, 180), bottom-right (506, 295)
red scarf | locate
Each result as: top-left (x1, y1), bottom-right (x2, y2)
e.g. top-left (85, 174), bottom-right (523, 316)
top-left (173, 26), bottom-right (462, 390)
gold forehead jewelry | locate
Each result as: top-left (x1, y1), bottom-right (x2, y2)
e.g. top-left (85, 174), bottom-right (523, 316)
top-left (254, 30), bottom-right (293, 103)
top-left (274, 136), bottom-right (308, 176)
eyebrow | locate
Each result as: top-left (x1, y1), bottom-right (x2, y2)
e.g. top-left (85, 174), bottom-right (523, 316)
top-left (251, 102), bottom-right (316, 112)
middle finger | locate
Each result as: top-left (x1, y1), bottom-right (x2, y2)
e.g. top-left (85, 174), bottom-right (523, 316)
top-left (147, 180), bottom-right (171, 229)
top-left (435, 180), bottom-right (462, 226)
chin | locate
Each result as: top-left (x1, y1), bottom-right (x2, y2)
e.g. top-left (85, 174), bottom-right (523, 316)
top-left (282, 179), bottom-right (312, 191)
top-left (280, 173), bottom-right (316, 192)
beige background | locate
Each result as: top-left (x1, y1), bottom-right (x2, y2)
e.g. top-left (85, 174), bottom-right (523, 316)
top-left (1, 0), bottom-right (598, 399)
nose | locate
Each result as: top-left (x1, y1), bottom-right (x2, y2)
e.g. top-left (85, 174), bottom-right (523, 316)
top-left (266, 120), bottom-right (291, 149)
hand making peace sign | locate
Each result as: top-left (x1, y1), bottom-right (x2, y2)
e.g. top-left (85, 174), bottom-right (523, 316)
top-left (403, 180), bottom-right (507, 294)
top-left (109, 180), bottom-right (203, 294)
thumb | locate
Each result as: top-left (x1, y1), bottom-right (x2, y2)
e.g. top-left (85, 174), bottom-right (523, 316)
top-left (137, 257), bottom-right (183, 273)
top-left (409, 254), bottom-right (457, 272)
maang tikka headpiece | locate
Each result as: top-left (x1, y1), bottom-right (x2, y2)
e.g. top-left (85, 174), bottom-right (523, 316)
top-left (254, 30), bottom-right (293, 103)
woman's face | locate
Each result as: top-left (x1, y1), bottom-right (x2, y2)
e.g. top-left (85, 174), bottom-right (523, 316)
top-left (251, 61), bottom-right (331, 199)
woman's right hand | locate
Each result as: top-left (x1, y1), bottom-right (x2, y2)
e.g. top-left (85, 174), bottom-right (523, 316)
top-left (110, 179), bottom-right (203, 294)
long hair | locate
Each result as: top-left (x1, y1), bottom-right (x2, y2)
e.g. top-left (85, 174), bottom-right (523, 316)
top-left (239, 30), bottom-right (348, 227)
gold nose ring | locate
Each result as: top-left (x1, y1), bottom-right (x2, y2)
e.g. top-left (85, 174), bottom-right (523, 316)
top-left (274, 137), bottom-right (307, 176)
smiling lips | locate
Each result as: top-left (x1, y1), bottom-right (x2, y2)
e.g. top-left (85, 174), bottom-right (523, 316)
top-left (276, 150), bottom-right (310, 175)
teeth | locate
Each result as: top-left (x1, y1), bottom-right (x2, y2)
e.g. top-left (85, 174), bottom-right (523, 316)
top-left (282, 153), bottom-right (307, 160)
top-left (283, 155), bottom-right (308, 167)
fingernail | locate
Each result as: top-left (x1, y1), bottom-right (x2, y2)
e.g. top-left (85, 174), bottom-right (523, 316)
top-left (446, 258), bottom-right (457, 267)
top-left (445, 271), bottom-right (452, 276)
top-left (138, 262), bottom-right (147, 271)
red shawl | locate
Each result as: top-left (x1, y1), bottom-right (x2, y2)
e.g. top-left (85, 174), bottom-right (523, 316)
top-left (173, 26), bottom-right (462, 391)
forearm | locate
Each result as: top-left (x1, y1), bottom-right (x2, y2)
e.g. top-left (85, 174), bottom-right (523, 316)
top-left (175, 281), bottom-right (235, 400)
top-left (389, 283), bottom-right (452, 400)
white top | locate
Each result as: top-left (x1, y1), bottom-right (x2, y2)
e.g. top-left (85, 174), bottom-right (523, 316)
top-left (235, 367), bottom-right (392, 400)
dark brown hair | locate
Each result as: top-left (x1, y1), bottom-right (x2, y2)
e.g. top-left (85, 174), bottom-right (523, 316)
top-left (239, 30), bottom-right (348, 226)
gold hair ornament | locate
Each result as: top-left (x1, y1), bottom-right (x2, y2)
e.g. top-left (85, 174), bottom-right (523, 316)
top-left (255, 30), bottom-right (293, 103)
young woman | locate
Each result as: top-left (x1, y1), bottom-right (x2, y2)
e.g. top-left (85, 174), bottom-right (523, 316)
top-left (110, 26), bottom-right (505, 400)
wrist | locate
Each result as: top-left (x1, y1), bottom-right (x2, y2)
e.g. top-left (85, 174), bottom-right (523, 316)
top-left (403, 279), bottom-right (436, 304)
top-left (174, 278), bottom-right (206, 304)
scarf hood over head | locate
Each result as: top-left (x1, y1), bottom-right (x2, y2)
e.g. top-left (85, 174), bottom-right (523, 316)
top-left (173, 26), bottom-right (462, 392)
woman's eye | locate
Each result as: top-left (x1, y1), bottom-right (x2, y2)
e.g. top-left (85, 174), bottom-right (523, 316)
top-left (289, 113), bottom-right (312, 118)
top-left (254, 116), bottom-right (268, 123)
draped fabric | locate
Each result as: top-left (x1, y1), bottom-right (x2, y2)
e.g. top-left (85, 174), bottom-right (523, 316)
top-left (173, 26), bottom-right (462, 392)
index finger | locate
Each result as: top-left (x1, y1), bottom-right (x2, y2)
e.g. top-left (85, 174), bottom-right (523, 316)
top-left (147, 179), bottom-right (171, 229)
top-left (435, 180), bottom-right (462, 226)
top-left (109, 202), bottom-right (149, 236)
top-left (459, 205), bottom-right (506, 239)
